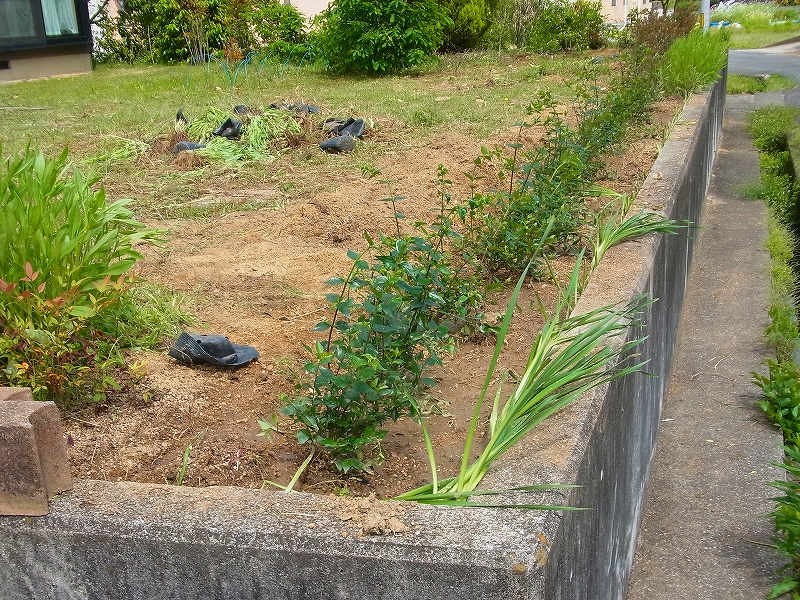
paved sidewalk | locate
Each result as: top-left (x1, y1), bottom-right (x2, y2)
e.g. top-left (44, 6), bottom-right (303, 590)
top-left (625, 93), bottom-right (786, 599)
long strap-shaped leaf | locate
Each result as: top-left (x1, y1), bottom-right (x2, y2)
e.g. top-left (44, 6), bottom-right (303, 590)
top-left (397, 247), bottom-right (651, 505)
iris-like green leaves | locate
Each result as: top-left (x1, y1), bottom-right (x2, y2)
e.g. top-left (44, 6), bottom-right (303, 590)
top-left (397, 252), bottom-right (650, 506)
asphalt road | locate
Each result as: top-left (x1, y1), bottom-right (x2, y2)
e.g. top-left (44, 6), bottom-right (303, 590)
top-left (729, 41), bottom-right (800, 103)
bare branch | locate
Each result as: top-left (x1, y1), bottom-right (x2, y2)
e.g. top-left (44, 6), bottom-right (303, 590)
top-left (90, 0), bottom-right (112, 25)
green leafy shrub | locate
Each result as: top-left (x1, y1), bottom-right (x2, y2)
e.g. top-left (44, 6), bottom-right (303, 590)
top-left (756, 360), bottom-right (800, 448)
top-left (527, 0), bottom-right (604, 53)
top-left (659, 28), bottom-right (729, 97)
top-left (215, 0), bottom-right (307, 59)
top-left (0, 268), bottom-right (117, 402)
top-left (457, 92), bottom-right (601, 275)
top-left (440, 0), bottom-right (497, 50)
top-left (623, 5), bottom-right (698, 57)
top-left (233, 0), bottom-right (305, 47)
top-left (483, 0), bottom-right (539, 49)
top-left (312, 0), bottom-right (451, 74)
top-left (95, 0), bottom-right (227, 63)
top-left (280, 173), bottom-right (485, 472)
top-left (94, 0), bottom-right (305, 63)
top-left (0, 147), bottom-right (163, 403)
top-left (486, 0), bottom-right (604, 52)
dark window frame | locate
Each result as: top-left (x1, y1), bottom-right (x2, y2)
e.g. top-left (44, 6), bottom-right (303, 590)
top-left (0, 0), bottom-right (90, 52)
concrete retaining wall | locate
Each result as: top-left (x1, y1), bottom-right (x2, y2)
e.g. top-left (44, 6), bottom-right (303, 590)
top-left (0, 73), bottom-right (727, 600)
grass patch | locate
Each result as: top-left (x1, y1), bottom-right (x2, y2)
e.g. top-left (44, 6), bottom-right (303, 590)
top-left (108, 283), bottom-right (197, 350)
top-left (712, 3), bottom-right (800, 49)
top-left (0, 52), bottom-right (656, 224)
top-left (659, 29), bottom-right (729, 97)
top-left (728, 30), bottom-right (800, 50)
top-left (728, 74), bottom-right (796, 95)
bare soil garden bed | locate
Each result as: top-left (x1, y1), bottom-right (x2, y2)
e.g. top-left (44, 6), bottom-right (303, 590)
top-left (61, 80), bottom-right (682, 499)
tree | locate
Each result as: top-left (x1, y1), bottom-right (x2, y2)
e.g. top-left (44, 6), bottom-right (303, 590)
top-left (439, 0), bottom-right (498, 50)
top-left (313, 0), bottom-right (451, 75)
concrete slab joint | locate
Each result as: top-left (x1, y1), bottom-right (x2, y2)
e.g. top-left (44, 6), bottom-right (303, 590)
top-left (0, 387), bottom-right (72, 516)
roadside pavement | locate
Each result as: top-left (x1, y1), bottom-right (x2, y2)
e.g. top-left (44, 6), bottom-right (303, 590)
top-left (625, 92), bottom-right (786, 599)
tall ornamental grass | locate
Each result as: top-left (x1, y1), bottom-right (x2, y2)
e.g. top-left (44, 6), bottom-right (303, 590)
top-left (659, 29), bottom-right (729, 98)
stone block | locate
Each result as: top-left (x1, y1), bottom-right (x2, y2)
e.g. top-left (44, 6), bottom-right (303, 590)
top-left (0, 387), bottom-right (72, 515)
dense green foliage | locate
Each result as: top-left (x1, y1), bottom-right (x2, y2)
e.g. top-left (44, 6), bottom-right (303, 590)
top-left (0, 148), bottom-right (165, 404)
top-left (94, 0), bottom-right (306, 63)
top-left (659, 29), bottom-right (729, 97)
top-left (439, 0), bottom-right (497, 50)
top-left (485, 0), bottom-right (603, 51)
top-left (312, 0), bottom-right (450, 74)
top-left (526, 0), bottom-right (604, 53)
top-left (757, 361), bottom-right (800, 448)
top-left (483, 0), bottom-right (603, 51)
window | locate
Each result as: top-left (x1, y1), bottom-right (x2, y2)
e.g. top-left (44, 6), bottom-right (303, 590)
top-left (0, 0), bottom-right (86, 49)
top-left (0, 0), bottom-right (43, 45)
top-left (41, 0), bottom-right (78, 36)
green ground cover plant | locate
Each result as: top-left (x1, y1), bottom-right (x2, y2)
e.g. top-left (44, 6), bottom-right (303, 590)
top-left (748, 105), bottom-right (800, 599)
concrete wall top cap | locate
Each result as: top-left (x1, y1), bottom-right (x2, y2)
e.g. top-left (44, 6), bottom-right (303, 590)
top-left (0, 388), bottom-right (34, 403)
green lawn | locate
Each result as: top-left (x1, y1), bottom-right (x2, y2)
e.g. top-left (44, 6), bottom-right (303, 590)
top-left (0, 53), bottom-right (608, 218)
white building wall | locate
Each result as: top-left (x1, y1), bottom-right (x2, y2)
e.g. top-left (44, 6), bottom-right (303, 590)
top-left (602, 0), bottom-right (655, 26)
top-left (287, 0), bottom-right (332, 21)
